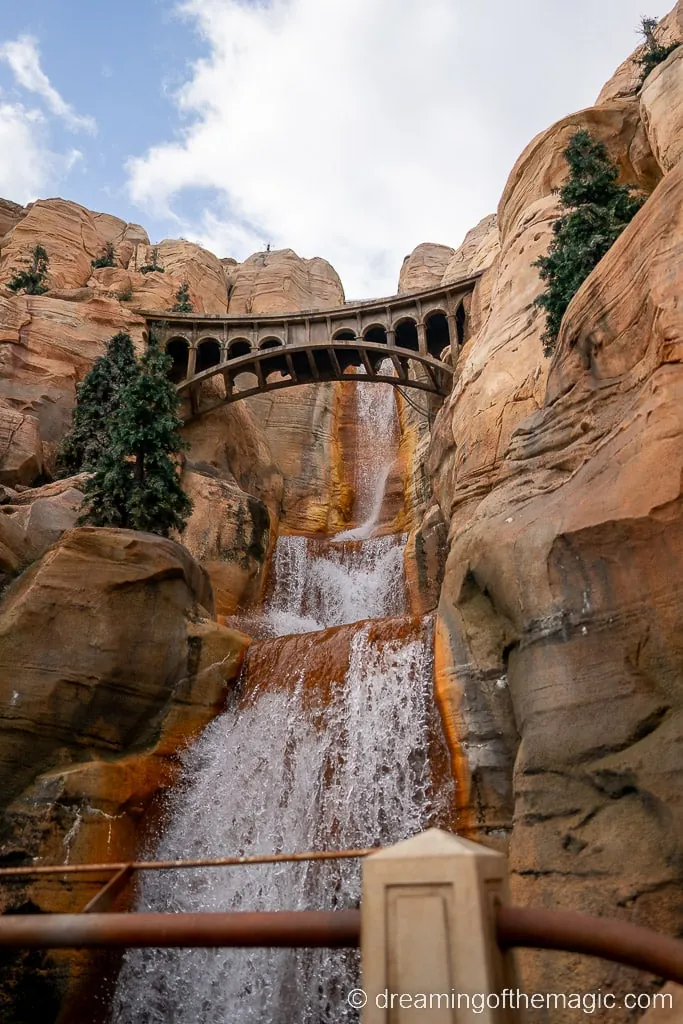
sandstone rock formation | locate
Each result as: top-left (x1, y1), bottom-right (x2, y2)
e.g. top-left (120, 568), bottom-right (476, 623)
top-left (441, 214), bottom-right (500, 284)
top-left (226, 248), bottom-right (344, 313)
top-left (423, 7), bottom-right (683, 1014)
top-left (398, 242), bottom-right (456, 294)
top-left (0, 527), bottom-right (249, 1020)
top-left (640, 46), bottom-right (683, 172)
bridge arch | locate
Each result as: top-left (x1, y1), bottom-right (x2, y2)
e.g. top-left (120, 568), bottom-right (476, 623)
top-left (363, 324), bottom-right (387, 344)
top-left (259, 336), bottom-right (284, 350)
top-left (425, 310), bottom-right (450, 359)
top-left (166, 337), bottom-right (190, 383)
top-left (196, 338), bottom-right (222, 373)
top-left (332, 328), bottom-right (356, 341)
top-left (228, 338), bottom-right (252, 359)
top-left (393, 316), bottom-right (419, 353)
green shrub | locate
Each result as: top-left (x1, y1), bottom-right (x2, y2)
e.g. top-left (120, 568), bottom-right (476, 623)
top-left (637, 17), bottom-right (679, 84)
top-left (533, 130), bottom-right (645, 356)
top-left (171, 282), bottom-right (193, 313)
top-left (91, 241), bottom-right (116, 269)
top-left (139, 247), bottom-right (164, 275)
top-left (7, 245), bottom-right (49, 295)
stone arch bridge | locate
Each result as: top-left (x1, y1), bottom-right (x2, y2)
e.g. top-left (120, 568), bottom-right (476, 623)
top-left (144, 273), bottom-right (480, 418)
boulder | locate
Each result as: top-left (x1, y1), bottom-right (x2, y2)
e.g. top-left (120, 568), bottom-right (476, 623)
top-left (0, 399), bottom-right (43, 485)
top-left (130, 239), bottom-right (229, 314)
top-left (398, 242), bottom-right (455, 294)
top-left (226, 248), bottom-right (344, 314)
top-left (180, 469), bottom-right (272, 615)
top-left (0, 527), bottom-right (246, 807)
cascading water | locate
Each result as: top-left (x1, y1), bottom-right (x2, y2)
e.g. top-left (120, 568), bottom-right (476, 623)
top-left (112, 367), bottom-right (453, 1023)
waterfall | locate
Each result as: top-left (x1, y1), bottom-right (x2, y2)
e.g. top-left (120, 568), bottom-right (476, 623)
top-left (112, 371), bottom-right (452, 1023)
top-left (262, 534), bottom-right (406, 635)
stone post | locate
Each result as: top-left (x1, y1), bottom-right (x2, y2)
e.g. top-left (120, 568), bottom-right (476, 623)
top-left (416, 322), bottom-right (428, 356)
top-left (387, 328), bottom-right (396, 348)
top-left (447, 313), bottom-right (459, 366)
top-left (186, 345), bottom-right (197, 381)
top-left (361, 829), bottom-right (519, 1022)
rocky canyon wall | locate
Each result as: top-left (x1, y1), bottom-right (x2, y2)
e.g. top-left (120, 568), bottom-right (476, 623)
top-left (419, 8), bottom-right (683, 1016)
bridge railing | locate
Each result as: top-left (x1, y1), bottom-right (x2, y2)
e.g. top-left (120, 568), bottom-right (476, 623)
top-left (1, 831), bottom-right (682, 1019)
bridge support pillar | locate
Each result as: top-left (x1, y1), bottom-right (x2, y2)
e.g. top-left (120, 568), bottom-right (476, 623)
top-left (447, 313), bottom-right (459, 365)
top-left (361, 829), bottom-right (518, 1022)
top-left (186, 345), bottom-right (197, 381)
top-left (417, 322), bottom-right (428, 356)
top-left (387, 328), bottom-right (396, 348)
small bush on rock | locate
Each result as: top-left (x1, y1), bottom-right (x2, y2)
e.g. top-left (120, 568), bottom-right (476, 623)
top-left (91, 241), bottom-right (116, 269)
top-left (171, 282), bottom-right (193, 313)
top-left (140, 246), bottom-right (164, 275)
top-left (7, 244), bottom-right (49, 295)
top-left (533, 130), bottom-right (645, 356)
top-left (637, 16), bottom-right (679, 84)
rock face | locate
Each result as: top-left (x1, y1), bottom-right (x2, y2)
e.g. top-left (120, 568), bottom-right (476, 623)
top-left (128, 238), bottom-right (229, 314)
top-left (398, 242), bottom-right (456, 293)
top-left (441, 214), bottom-right (500, 284)
top-left (226, 248), bottom-right (344, 313)
top-left (640, 46), bottom-right (683, 172)
top-left (425, 9), bottom-right (683, 1014)
top-left (0, 527), bottom-right (249, 1021)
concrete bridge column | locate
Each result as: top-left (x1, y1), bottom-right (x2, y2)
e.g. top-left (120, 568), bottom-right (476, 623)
top-left (186, 345), bottom-right (197, 381)
top-left (417, 322), bottom-right (428, 356)
top-left (447, 313), bottom-right (459, 365)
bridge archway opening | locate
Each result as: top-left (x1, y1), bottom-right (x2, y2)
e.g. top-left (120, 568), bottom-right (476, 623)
top-left (332, 329), bottom-right (356, 342)
top-left (166, 337), bottom-right (190, 382)
top-left (228, 339), bottom-right (252, 360)
top-left (313, 349), bottom-right (335, 379)
top-left (196, 339), bottom-right (221, 373)
top-left (394, 318), bottom-right (419, 353)
top-left (425, 312), bottom-right (450, 359)
top-left (259, 338), bottom-right (289, 378)
top-left (363, 325), bottom-right (387, 346)
top-left (456, 303), bottom-right (467, 346)
top-left (335, 348), bottom-right (363, 373)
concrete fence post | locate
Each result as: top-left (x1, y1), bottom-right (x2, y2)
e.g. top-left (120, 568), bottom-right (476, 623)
top-left (361, 829), bottom-right (519, 1022)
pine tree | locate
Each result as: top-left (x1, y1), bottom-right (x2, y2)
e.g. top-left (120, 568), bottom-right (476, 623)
top-left (57, 332), bottom-right (138, 475)
top-left (636, 16), bottom-right (679, 84)
top-left (7, 244), bottom-right (50, 295)
top-left (80, 337), bottom-right (192, 536)
top-left (533, 130), bottom-right (645, 355)
top-left (171, 282), bottom-right (193, 313)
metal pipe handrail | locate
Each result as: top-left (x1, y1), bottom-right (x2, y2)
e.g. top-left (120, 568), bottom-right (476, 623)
top-left (0, 911), bottom-right (361, 949)
top-left (498, 906), bottom-right (683, 985)
top-left (1, 904), bottom-right (682, 985)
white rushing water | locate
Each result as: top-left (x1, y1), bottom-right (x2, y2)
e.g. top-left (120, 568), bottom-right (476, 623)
top-left (263, 534), bottom-right (406, 635)
top-left (111, 374), bottom-right (447, 1023)
top-left (111, 624), bottom-right (442, 1024)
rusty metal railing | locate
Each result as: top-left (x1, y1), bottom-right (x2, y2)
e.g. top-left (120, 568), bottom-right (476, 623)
top-left (2, 846), bottom-right (683, 987)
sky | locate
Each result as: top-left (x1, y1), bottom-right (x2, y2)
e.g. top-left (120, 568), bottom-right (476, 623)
top-left (0, 0), bottom-right (671, 298)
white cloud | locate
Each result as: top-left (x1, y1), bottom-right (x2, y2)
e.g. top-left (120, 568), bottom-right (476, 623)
top-left (127, 0), bottom-right (669, 297)
top-left (0, 35), bottom-right (96, 134)
top-left (0, 100), bottom-right (82, 204)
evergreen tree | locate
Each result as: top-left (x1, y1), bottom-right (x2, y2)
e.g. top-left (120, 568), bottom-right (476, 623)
top-left (636, 16), bottom-right (679, 84)
top-left (57, 332), bottom-right (138, 476)
top-left (91, 241), bottom-right (116, 269)
top-left (171, 282), bottom-right (194, 313)
top-left (533, 130), bottom-right (645, 355)
top-left (7, 244), bottom-right (50, 295)
top-left (80, 337), bottom-right (192, 536)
